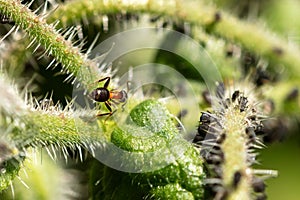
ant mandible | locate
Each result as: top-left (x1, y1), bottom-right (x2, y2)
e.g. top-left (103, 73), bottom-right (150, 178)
top-left (89, 77), bottom-right (128, 119)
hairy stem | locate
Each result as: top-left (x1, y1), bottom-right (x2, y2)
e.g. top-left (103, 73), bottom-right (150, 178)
top-left (222, 107), bottom-right (251, 200)
top-left (0, 0), bottom-right (98, 85)
top-left (48, 0), bottom-right (300, 78)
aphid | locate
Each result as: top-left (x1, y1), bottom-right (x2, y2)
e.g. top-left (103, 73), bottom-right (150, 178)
top-left (224, 98), bottom-right (230, 109)
top-left (195, 125), bottom-right (218, 143)
top-left (200, 112), bottom-right (211, 124)
top-left (285, 87), bottom-right (298, 101)
top-left (245, 127), bottom-right (256, 142)
top-left (150, 15), bottom-right (162, 23)
top-left (213, 166), bottom-right (223, 178)
top-left (225, 44), bottom-right (240, 58)
top-left (272, 46), bottom-right (284, 56)
top-left (206, 154), bottom-right (223, 165)
top-left (192, 134), bottom-right (204, 143)
top-left (202, 90), bottom-right (212, 105)
top-left (214, 12), bottom-right (222, 22)
top-left (212, 144), bottom-right (221, 151)
top-left (39, 99), bottom-right (54, 110)
top-left (215, 189), bottom-right (228, 200)
top-left (262, 119), bottom-right (287, 143)
top-left (252, 178), bottom-right (266, 193)
top-left (231, 90), bottom-right (240, 102)
top-left (216, 133), bottom-right (226, 144)
top-left (195, 123), bottom-right (210, 142)
top-left (254, 67), bottom-right (270, 87)
top-left (0, 13), bottom-right (14, 25)
top-left (263, 99), bottom-right (275, 115)
top-left (254, 123), bottom-right (264, 136)
top-left (194, 112), bottom-right (222, 144)
top-left (243, 52), bottom-right (256, 68)
top-left (89, 77), bottom-right (128, 119)
top-left (162, 21), bottom-right (169, 28)
top-left (238, 96), bottom-right (248, 112)
top-left (247, 114), bottom-right (256, 121)
top-left (233, 171), bottom-right (242, 188)
top-left (176, 109), bottom-right (188, 130)
top-left (177, 109), bottom-right (188, 119)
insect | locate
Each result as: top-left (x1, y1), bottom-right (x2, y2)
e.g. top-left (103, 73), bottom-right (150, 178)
top-left (238, 96), bottom-right (248, 112)
top-left (0, 14), bottom-right (15, 25)
top-left (233, 170), bottom-right (242, 189)
top-left (231, 90), bottom-right (240, 102)
top-left (252, 177), bottom-right (266, 193)
top-left (89, 77), bottom-right (128, 119)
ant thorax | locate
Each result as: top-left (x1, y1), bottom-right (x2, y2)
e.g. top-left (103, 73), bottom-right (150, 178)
top-left (111, 90), bottom-right (128, 103)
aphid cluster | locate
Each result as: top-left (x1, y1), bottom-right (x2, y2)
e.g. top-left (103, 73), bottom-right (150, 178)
top-left (194, 83), bottom-right (270, 200)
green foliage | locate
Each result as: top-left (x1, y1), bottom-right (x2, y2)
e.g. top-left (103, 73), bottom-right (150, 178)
top-left (96, 100), bottom-right (204, 199)
top-left (149, 183), bottom-right (194, 200)
top-left (0, 158), bottom-right (22, 191)
top-left (0, 0), bottom-right (299, 199)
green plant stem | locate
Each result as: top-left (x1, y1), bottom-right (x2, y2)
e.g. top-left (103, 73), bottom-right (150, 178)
top-left (190, 26), bottom-right (241, 79)
top-left (0, 0), bottom-right (98, 85)
top-left (263, 81), bottom-right (300, 116)
top-left (0, 71), bottom-right (109, 192)
top-left (49, 0), bottom-right (300, 78)
top-left (13, 110), bottom-right (107, 153)
top-left (222, 108), bottom-right (251, 200)
top-left (0, 71), bottom-right (107, 159)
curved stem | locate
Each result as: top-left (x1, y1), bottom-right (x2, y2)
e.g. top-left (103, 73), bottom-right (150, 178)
top-left (0, 0), bottom-right (98, 85)
top-left (49, 0), bottom-right (300, 78)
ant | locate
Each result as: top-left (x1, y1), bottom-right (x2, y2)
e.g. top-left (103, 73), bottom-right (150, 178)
top-left (89, 77), bottom-right (128, 120)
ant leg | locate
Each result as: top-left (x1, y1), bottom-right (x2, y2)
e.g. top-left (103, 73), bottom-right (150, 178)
top-left (90, 77), bottom-right (111, 87)
top-left (96, 101), bottom-right (112, 116)
top-left (121, 100), bottom-right (127, 111)
top-left (87, 77), bottom-right (110, 89)
top-left (96, 77), bottom-right (110, 84)
top-left (122, 82), bottom-right (132, 111)
top-left (96, 101), bottom-right (114, 121)
top-left (111, 98), bottom-right (126, 112)
top-left (99, 77), bottom-right (110, 88)
top-left (111, 99), bottom-right (120, 105)
top-left (96, 112), bottom-right (111, 117)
